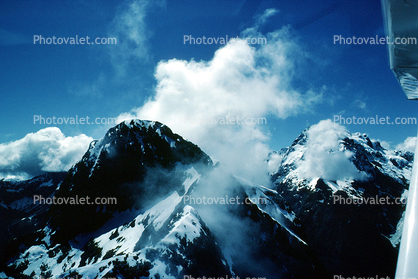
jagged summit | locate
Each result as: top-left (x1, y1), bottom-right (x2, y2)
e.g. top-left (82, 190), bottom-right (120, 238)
top-left (48, 119), bottom-right (213, 241)
top-left (81, 119), bottom-right (212, 173)
top-left (271, 127), bottom-right (412, 189)
top-left (269, 124), bottom-right (412, 276)
top-left (2, 120), bottom-right (414, 279)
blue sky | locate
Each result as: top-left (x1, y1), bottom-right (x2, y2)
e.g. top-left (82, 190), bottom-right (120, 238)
top-left (0, 0), bottom-right (417, 180)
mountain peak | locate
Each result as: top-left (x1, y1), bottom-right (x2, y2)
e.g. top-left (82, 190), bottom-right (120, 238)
top-left (271, 123), bottom-right (412, 192)
top-left (3, 120), bottom-right (414, 279)
top-left (49, 119), bottom-right (213, 241)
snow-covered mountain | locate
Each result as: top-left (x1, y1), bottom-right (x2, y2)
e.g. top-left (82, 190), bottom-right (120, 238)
top-left (268, 122), bottom-right (412, 277)
top-left (0, 172), bottom-right (67, 268)
top-left (1, 120), bottom-right (412, 279)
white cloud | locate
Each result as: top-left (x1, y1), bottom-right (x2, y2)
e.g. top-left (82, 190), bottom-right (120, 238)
top-left (117, 24), bottom-right (323, 184)
top-left (351, 99), bottom-right (366, 110)
top-left (257, 8), bottom-right (279, 25)
top-left (0, 127), bottom-right (92, 180)
top-left (244, 8), bottom-right (279, 34)
top-left (68, 0), bottom-right (164, 97)
top-left (297, 119), bottom-right (366, 181)
top-left (108, 0), bottom-right (164, 76)
top-left (377, 136), bottom-right (417, 153)
top-left (267, 152), bottom-right (282, 174)
top-left (396, 136), bottom-right (417, 153)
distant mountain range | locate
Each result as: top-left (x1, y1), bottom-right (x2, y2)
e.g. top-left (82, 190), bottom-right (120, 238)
top-left (0, 119), bottom-right (412, 279)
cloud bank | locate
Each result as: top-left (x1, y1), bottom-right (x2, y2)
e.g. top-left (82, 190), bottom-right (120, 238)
top-left (117, 11), bottom-right (322, 183)
top-left (0, 127), bottom-right (92, 180)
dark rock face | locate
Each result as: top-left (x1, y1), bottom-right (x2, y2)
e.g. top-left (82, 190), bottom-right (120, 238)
top-left (0, 172), bottom-right (67, 270)
top-left (222, 183), bottom-right (332, 279)
top-left (271, 131), bottom-right (411, 278)
top-left (48, 120), bottom-right (213, 242)
top-left (1, 121), bottom-right (412, 279)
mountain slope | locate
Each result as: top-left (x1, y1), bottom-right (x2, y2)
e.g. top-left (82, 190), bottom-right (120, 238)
top-left (48, 119), bottom-right (213, 242)
top-left (3, 120), bottom-right (229, 279)
top-left (0, 172), bottom-right (67, 268)
top-left (2, 119), bottom-right (413, 279)
top-left (269, 125), bottom-right (412, 277)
